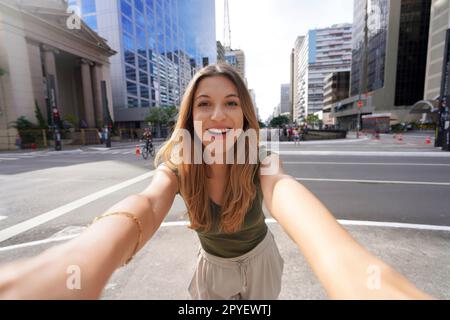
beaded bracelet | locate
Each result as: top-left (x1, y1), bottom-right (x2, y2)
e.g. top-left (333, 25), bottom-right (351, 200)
top-left (91, 212), bottom-right (143, 266)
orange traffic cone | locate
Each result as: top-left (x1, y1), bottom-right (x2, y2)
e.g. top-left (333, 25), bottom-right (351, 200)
top-left (135, 145), bottom-right (141, 156)
top-left (425, 136), bottom-right (431, 145)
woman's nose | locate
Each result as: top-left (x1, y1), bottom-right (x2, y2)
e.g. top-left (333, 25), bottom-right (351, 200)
top-left (210, 105), bottom-right (226, 121)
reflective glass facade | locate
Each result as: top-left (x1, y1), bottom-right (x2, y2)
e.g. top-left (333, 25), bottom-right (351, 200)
top-left (76, 0), bottom-right (215, 119)
top-left (350, 0), bottom-right (389, 96)
top-left (395, 0), bottom-right (431, 106)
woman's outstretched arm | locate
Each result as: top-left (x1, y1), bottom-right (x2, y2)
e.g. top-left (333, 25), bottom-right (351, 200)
top-left (0, 165), bottom-right (178, 299)
top-left (259, 154), bottom-right (433, 300)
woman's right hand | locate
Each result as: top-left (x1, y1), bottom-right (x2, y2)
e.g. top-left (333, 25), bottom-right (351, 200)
top-left (0, 241), bottom-right (104, 300)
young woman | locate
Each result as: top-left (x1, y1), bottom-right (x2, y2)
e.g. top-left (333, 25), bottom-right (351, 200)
top-left (0, 64), bottom-right (432, 300)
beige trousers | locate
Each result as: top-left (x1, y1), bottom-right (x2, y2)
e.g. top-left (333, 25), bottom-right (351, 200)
top-left (188, 230), bottom-right (284, 300)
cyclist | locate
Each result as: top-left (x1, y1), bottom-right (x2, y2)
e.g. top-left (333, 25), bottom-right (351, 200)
top-left (142, 128), bottom-right (153, 152)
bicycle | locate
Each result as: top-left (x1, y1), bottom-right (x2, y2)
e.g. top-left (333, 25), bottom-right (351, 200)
top-left (141, 139), bottom-right (155, 160)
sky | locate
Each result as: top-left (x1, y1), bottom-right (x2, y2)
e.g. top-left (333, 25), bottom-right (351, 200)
top-left (215, 0), bottom-right (354, 121)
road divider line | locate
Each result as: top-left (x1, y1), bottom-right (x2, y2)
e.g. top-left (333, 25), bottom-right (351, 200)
top-left (285, 161), bottom-right (450, 167)
top-left (296, 177), bottom-right (450, 186)
top-left (1, 218), bottom-right (449, 252)
top-left (0, 171), bottom-right (155, 243)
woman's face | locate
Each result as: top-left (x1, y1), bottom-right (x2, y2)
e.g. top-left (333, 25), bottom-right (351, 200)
top-left (192, 75), bottom-right (244, 152)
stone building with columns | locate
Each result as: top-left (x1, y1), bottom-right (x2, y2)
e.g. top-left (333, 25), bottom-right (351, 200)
top-left (0, 0), bottom-right (116, 150)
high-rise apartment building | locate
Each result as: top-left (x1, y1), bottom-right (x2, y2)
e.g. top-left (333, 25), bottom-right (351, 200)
top-left (280, 84), bottom-right (290, 115)
top-left (224, 48), bottom-right (246, 83)
top-left (424, 0), bottom-right (450, 101)
top-left (334, 0), bottom-right (431, 130)
top-left (291, 24), bottom-right (352, 124)
top-left (71, 0), bottom-right (216, 127)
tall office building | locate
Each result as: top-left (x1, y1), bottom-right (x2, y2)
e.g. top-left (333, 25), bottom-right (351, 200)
top-left (70, 0), bottom-right (216, 128)
top-left (280, 84), bottom-right (290, 115)
top-left (292, 24), bottom-right (352, 124)
top-left (424, 0), bottom-right (450, 102)
top-left (224, 48), bottom-right (246, 83)
top-left (334, 0), bottom-right (431, 130)
top-left (292, 36), bottom-right (305, 123)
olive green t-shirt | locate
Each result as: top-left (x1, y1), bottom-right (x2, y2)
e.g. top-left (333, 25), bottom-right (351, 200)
top-left (161, 147), bottom-right (273, 258)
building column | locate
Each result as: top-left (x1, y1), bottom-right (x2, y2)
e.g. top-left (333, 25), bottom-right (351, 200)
top-left (80, 58), bottom-right (95, 128)
top-left (91, 63), bottom-right (104, 127)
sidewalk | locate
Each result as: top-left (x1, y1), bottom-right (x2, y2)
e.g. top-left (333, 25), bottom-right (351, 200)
top-left (100, 221), bottom-right (449, 299)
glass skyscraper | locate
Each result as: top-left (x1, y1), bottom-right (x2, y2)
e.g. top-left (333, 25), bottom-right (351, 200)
top-left (68, 0), bottom-right (216, 127)
top-left (350, 0), bottom-right (430, 104)
top-left (350, 0), bottom-right (390, 97)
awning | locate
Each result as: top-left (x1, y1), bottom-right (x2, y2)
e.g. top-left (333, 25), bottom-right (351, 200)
top-left (410, 100), bottom-right (439, 114)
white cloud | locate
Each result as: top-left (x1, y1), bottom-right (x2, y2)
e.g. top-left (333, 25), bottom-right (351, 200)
top-left (215, 0), bottom-right (354, 121)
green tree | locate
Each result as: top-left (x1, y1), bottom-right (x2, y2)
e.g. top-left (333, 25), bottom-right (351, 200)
top-left (306, 114), bottom-right (320, 126)
top-left (145, 106), bottom-right (169, 138)
top-left (164, 105), bottom-right (178, 127)
top-left (258, 121), bottom-right (266, 128)
top-left (269, 115), bottom-right (289, 128)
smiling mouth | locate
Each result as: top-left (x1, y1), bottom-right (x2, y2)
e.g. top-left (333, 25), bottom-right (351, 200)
top-left (207, 128), bottom-right (232, 136)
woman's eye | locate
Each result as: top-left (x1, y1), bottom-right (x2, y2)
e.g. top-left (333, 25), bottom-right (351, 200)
top-left (198, 102), bottom-right (210, 107)
top-left (226, 101), bottom-right (239, 107)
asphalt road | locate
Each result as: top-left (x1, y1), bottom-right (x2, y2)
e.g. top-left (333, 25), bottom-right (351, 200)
top-left (0, 132), bottom-right (449, 299)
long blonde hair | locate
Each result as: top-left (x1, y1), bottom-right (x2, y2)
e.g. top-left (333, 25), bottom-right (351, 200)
top-left (154, 64), bottom-right (260, 233)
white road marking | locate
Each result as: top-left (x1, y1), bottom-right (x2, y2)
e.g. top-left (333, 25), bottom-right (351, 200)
top-left (0, 170), bottom-right (155, 243)
top-left (296, 177), bottom-right (450, 186)
top-left (284, 161), bottom-right (450, 167)
top-left (0, 158), bottom-right (18, 161)
top-left (0, 216), bottom-right (7, 221)
top-left (279, 151), bottom-right (450, 157)
top-left (0, 218), bottom-right (448, 252)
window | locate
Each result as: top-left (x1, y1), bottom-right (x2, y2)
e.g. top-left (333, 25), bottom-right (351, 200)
top-left (126, 65), bottom-right (136, 81)
top-left (127, 81), bottom-right (138, 96)
top-left (135, 0), bottom-right (144, 12)
top-left (82, 0), bottom-right (96, 15)
top-left (128, 97), bottom-right (138, 108)
top-left (125, 50), bottom-right (135, 66)
top-left (123, 32), bottom-right (135, 51)
top-left (136, 12), bottom-right (145, 29)
top-left (141, 86), bottom-right (150, 99)
top-left (138, 56), bottom-right (147, 71)
top-left (121, 15), bottom-right (133, 35)
top-left (136, 27), bottom-right (146, 56)
top-left (141, 99), bottom-right (150, 108)
top-left (139, 71), bottom-right (149, 85)
top-left (121, 0), bottom-right (132, 17)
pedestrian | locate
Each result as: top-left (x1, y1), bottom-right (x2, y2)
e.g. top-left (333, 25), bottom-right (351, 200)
top-left (98, 129), bottom-right (104, 144)
top-left (0, 64), bottom-right (433, 300)
top-left (292, 128), bottom-right (300, 146)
